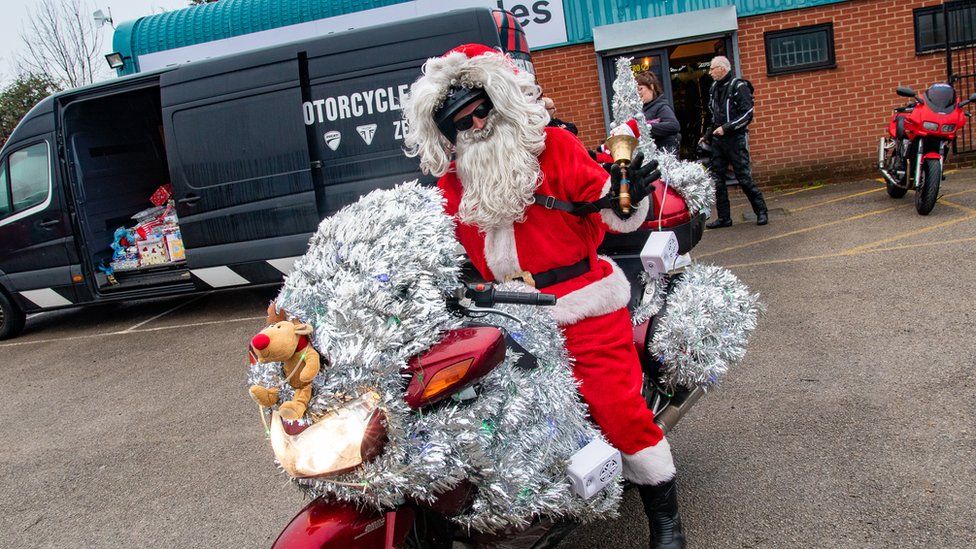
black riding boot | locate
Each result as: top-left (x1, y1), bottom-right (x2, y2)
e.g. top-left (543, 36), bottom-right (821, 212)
top-left (637, 478), bottom-right (686, 549)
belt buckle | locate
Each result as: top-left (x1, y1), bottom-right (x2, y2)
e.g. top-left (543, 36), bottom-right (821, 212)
top-left (503, 270), bottom-right (536, 288)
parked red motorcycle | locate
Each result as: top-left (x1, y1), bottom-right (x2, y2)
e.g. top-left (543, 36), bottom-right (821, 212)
top-left (879, 83), bottom-right (976, 215)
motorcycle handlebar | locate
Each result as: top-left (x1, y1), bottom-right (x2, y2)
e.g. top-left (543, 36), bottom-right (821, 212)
top-left (492, 290), bottom-right (557, 306)
top-left (463, 283), bottom-right (557, 307)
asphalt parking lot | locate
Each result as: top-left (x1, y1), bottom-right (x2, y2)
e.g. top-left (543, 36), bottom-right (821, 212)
top-left (2, 169), bottom-right (975, 548)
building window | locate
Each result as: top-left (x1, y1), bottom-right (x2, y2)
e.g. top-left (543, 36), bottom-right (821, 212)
top-left (764, 23), bottom-right (836, 76)
top-left (914, 4), bottom-right (976, 54)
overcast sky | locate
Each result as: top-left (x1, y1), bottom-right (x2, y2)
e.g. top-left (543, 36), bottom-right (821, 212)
top-left (0, 0), bottom-right (190, 85)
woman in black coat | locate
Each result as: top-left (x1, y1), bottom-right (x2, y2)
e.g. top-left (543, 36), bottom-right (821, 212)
top-left (636, 71), bottom-right (681, 155)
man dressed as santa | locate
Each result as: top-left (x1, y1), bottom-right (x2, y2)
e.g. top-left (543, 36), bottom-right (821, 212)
top-left (402, 44), bottom-right (686, 549)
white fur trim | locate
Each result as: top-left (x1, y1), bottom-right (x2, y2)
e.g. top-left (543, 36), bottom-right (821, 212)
top-left (621, 437), bottom-right (676, 485)
top-left (550, 256), bottom-right (631, 326)
top-left (610, 123), bottom-right (636, 137)
top-left (483, 224), bottom-right (522, 279)
top-left (599, 178), bottom-right (650, 233)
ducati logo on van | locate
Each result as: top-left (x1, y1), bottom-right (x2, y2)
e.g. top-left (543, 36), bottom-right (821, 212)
top-left (357, 124), bottom-right (377, 146)
top-left (324, 131), bottom-right (341, 151)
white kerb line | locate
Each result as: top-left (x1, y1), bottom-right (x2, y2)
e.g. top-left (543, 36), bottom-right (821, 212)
top-left (119, 294), bottom-right (208, 333)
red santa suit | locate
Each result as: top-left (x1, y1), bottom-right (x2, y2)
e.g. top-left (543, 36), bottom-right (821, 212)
top-left (438, 127), bottom-right (675, 483)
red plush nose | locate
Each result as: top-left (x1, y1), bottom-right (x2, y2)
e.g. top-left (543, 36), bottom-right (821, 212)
top-left (251, 333), bottom-right (271, 351)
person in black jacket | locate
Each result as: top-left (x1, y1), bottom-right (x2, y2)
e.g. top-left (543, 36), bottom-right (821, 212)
top-left (703, 56), bottom-right (768, 227)
top-left (635, 71), bottom-right (681, 154)
top-left (542, 96), bottom-right (579, 135)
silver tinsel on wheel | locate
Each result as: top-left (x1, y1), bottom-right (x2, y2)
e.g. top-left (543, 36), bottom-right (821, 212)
top-left (250, 182), bottom-right (620, 533)
top-left (609, 57), bottom-right (714, 217)
top-left (649, 264), bottom-right (763, 389)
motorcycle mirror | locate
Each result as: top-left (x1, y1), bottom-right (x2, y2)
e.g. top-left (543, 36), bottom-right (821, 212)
top-left (896, 86), bottom-right (917, 98)
top-left (969, 92), bottom-right (976, 102)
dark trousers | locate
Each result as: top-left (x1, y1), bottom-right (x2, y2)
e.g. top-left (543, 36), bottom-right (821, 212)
top-left (709, 132), bottom-right (767, 220)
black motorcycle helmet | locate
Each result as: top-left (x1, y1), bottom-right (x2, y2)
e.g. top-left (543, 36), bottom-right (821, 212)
top-left (695, 138), bottom-right (712, 160)
top-left (434, 85), bottom-right (490, 144)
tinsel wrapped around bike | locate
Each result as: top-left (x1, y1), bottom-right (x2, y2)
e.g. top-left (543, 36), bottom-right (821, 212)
top-left (246, 183), bottom-right (760, 535)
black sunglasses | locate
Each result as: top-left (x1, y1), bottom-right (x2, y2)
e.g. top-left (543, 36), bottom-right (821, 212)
top-left (452, 99), bottom-right (494, 132)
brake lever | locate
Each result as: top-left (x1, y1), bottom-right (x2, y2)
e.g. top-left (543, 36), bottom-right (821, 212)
top-left (464, 306), bottom-right (525, 325)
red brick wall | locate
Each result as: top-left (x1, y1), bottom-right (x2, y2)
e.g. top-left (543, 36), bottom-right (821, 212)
top-left (532, 0), bottom-right (948, 185)
top-left (739, 0), bottom-right (946, 184)
top-left (532, 44), bottom-right (608, 149)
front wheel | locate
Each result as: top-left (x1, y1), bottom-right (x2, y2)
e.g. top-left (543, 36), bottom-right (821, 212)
top-left (0, 290), bottom-right (26, 340)
top-left (915, 158), bottom-right (942, 215)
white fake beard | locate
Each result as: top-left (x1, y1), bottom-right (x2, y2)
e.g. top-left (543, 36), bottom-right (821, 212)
top-left (455, 114), bottom-right (542, 231)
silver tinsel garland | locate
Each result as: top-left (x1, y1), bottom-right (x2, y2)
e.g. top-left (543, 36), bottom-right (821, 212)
top-left (249, 183), bottom-right (620, 533)
top-left (610, 57), bottom-right (714, 217)
top-left (649, 264), bottom-right (764, 389)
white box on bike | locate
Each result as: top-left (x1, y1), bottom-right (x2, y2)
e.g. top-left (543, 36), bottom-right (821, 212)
top-left (640, 231), bottom-right (680, 278)
top-left (567, 438), bottom-right (622, 498)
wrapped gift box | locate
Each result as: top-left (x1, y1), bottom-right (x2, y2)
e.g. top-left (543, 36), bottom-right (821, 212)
top-left (164, 232), bottom-right (185, 262)
top-left (138, 238), bottom-right (170, 266)
top-left (150, 184), bottom-right (173, 207)
top-left (111, 257), bottom-right (140, 271)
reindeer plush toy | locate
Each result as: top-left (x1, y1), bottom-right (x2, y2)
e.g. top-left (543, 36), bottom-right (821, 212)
top-left (248, 315), bottom-right (321, 421)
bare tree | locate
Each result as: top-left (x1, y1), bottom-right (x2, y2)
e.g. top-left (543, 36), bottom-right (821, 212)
top-left (16, 0), bottom-right (108, 89)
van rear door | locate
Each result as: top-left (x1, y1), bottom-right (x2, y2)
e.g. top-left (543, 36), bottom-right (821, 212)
top-left (161, 56), bottom-right (318, 289)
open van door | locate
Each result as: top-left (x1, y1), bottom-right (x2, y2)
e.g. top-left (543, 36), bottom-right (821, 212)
top-left (0, 131), bottom-right (76, 337)
top-left (161, 56), bottom-right (319, 289)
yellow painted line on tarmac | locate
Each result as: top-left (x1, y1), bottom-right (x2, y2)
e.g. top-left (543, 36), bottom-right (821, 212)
top-left (0, 315), bottom-right (266, 348)
top-left (790, 186), bottom-right (885, 213)
top-left (703, 188), bottom-right (976, 259)
top-left (941, 198), bottom-right (976, 214)
top-left (842, 212), bottom-right (976, 253)
top-left (722, 235), bottom-right (976, 269)
top-left (842, 190), bottom-right (976, 254)
top-left (696, 205), bottom-right (903, 259)
top-left (776, 184), bottom-right (824, 197)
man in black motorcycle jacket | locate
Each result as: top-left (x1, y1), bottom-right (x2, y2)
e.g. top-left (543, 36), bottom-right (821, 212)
top-left (703, 56), bottom-right (769, 228)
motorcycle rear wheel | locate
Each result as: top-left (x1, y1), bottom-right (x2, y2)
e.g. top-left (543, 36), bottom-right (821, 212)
top-left (915, 158), bottom-right (941, 215)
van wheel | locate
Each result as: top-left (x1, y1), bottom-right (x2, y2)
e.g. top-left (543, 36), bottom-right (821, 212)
top-left (915, 159), bottom-right (941, 216)
top-left (0, 290), bottom-right (26, 340)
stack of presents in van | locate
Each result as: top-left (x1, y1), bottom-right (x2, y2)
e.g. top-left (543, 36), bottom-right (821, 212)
top-left (106, 184), bottom-right (185, 273)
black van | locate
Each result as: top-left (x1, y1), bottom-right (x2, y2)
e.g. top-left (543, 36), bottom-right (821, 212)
top-left (0, 8), bottom-right (532, 339)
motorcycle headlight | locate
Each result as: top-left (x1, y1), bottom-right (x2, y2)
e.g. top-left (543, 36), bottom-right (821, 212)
top-left (270, 391), bottom-right (387, 478)
top-left (942, 124), bottom-right (956, 132)
top-left (922, 121), bottom-right (940, 131)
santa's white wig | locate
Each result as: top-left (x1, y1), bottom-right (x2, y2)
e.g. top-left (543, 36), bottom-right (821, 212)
top-left (402, 44), bottom-right (549, 177)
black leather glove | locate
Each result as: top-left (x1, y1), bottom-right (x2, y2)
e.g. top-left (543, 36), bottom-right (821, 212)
top-left (608, 152), bottom-right (660, 218)
top-left (587, 149), bottom-right (598, 161)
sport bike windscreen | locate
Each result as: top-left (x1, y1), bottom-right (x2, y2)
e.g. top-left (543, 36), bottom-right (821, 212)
top-left (926, 84), bottom-right (956, 114)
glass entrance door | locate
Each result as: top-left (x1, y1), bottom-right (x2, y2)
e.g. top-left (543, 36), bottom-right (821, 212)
top-left (667, 37), bottom-right (732, 158)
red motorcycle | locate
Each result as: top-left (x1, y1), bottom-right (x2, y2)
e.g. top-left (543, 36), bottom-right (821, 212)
top-left (879, 83), bottom-right (976, 215)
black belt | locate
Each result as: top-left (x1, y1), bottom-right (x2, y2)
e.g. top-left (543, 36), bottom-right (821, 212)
top-left (504, 258), bottom-right (590, 289)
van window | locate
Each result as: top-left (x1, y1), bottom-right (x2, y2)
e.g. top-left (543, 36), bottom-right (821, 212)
top-left (7, 143), bottom-right (50, 212)
top-left (0, 164), bottom-right (10, 216)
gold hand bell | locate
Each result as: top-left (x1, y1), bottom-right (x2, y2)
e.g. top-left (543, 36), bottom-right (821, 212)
top-left (603, 134), bottom-right (638, 214)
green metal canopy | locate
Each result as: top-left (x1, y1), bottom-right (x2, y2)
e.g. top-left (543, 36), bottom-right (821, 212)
top-left (112, 0), bottom-right (411, 74)
top-left (112, 0), bottom-right (849, 75)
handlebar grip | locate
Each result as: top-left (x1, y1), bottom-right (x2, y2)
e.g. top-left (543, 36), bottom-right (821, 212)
top-left (492, 291), bottom-right (557, 306)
